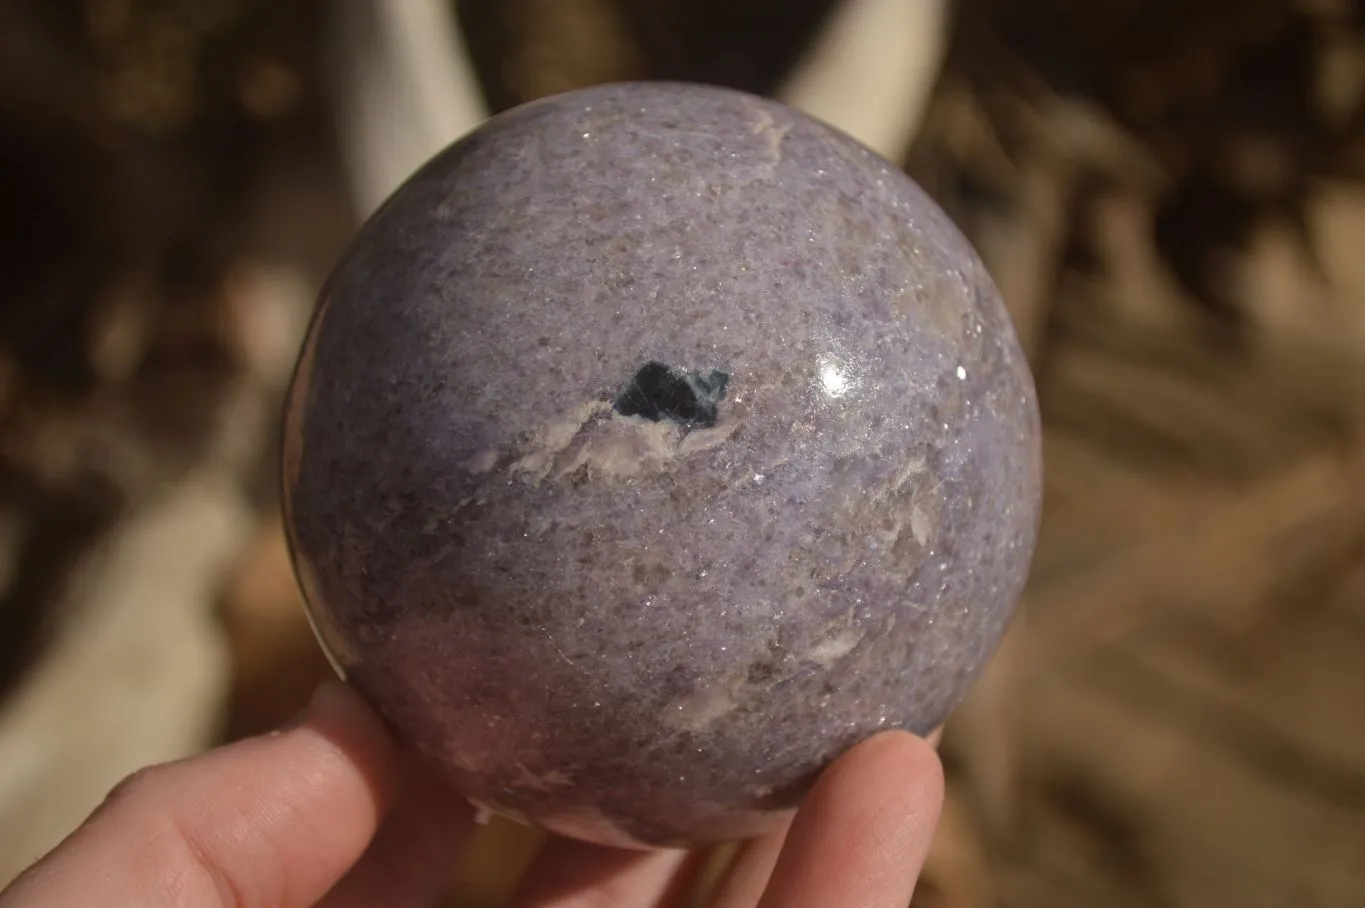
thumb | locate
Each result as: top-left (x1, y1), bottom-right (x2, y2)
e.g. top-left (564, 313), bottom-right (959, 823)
top-left (0, 681), bottom-right (397, 908)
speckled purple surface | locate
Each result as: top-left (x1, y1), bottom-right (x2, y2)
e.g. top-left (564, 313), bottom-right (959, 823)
top-left (281, 82), bottom-right (1041, 848)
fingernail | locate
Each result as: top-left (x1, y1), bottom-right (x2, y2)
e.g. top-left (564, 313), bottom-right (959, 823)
top-left (270, 690), bottom-right (327, 735)
top-left (308, 678), bottom-right (367, 723)
top-left (271, 678), bottom-right (360, 736)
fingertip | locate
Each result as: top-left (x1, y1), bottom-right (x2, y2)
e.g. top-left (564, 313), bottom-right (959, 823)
top-left (835, 728), bottom-right (945, 793)
top-left (822, 729), bottom-right (945, 841)
top-left (301, 680), bottom-right (401, 806)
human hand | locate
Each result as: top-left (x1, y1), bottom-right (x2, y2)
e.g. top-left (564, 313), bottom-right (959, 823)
top-left (0, 681), bottom-right (943, 907)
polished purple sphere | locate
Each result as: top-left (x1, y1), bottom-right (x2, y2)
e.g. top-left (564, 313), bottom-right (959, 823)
top-left (282, 82), bottom-right (1041, 848)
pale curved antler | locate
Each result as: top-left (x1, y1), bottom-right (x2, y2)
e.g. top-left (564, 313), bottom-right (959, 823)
top-left (330, 0), bottom-right (492, 217)
top-left (776, 0), bottom-right (949, 163)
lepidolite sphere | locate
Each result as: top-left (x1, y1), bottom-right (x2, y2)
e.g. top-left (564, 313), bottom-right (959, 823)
top-left (282, 81), bottom-right (1041, 848)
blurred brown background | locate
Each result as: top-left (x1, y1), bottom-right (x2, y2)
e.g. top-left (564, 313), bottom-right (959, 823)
top-left (1, 0), bottom-right (1364, 905)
